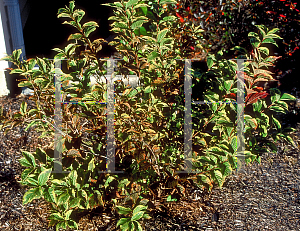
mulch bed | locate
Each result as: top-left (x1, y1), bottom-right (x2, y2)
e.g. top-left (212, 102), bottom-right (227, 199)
top-left (0, 94), bottom-right (300, 230)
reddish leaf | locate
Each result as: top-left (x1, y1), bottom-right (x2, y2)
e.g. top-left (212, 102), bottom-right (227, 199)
top-left (176, 12), bottom-right (182, 18)
top-left (253, 86), bottom-right (264, 92)
top-left (246, 92), bottom-right (269, 105)
top-left (205, 13), bottom-right (213, 22)
top-left (223, 93), bottom-right (236, 99)
top-left (246, 88), bottom-right (258, 94)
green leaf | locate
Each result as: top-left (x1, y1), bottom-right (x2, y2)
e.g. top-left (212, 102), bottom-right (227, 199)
top-left (81, 190), bottom-right (88, 202)
top-left (198, 174), bottom-right (211, 185)
top-left (35, 148), bottom-right (47, 164)
top-left (143, 213), bottom-right (151, 219)
top-left (275, 101), bottom-right (288, 111)
top-left (74, 9), bottom-right (85, 23)
top-left (67, 220), bottom-right (78, 229)
top-left (69, 1), bottom-right (75, 12)
top-left (68, 33), bottom-right (83, 41)
top-left (248, 32), bottom-right (259, 38)
top-left (267, 28), bottom-right (280, 35)
top-left (22, 151), bottom-right (36, 167)
top-left (26, 177), bottom-right (39, 187)
top-left (38, 169), bottom-right (52, 186)
top-left (117, 218), bottom-right (131, 227)
top-left (116, 205), bottom-right (132, 215)
top-left (121, 113), bottom-right (131, 119)
top-left (84, 26), bottom-right (97, 37)
top-left (280, 93), bottom-right (296, 101)
top-left (126, 0), bottom-right (139, 8)
top-left (128, 221), bottom-right (135, 230)
top-left (269, 105), bottom-right (285, 113)
top-left (56, 221), bottom-right (67, 231)
top-left (264, 34), bottom-right (282, 40)
top-left (262, 38), bottom-right (278, 47)
top-left (133, 220), bottom-right (143, 231)
top-left (133, 205), bottom-right (147, 215)
top-left (166, 195), bottom-right (177, 202)
top-left (113, 22), bottom-right (128, 30)
top-left (131, 211), bottom-right (144, 221)
top-left (44, 187), bottom-right (57, 203)
top-left (250, 37), bottom-right (261, 48)
top-left (133, 3), bottom-right (149, 10)
top-left (36, 57), bottom-right (47, 73)
top-left (147, 51), bottom-right (159, 61)
top-left (160, 0), bottom-right (177, 4)
top-left (139, 26), bottom-right (147, 36)
top-left (83, 21), bottom-right (98, 27)
top-left (265, 142), bottom-right (277, 153)
top-left (19, 157), bottom-right (32, 167)
top-left (13, 49), bottom-right (22, 61)
top-left (88, 158), bottom-right (95, 171)
top-left (230, 46), bottom-right (248, 54)
top-left (283, 127), bottom-right (296, 133)
top-left (162, 15), bottom-right (176, 22)
top-left (255, 25), bottom-right (267, 37)
top-left (223, 80), bottom-right (233, 92)
top-left (244, 115), bottom-right (258, 129)
top-left (57, 12), bottom-right (71, 18)
top-left (258, 47), bottom-right (269, 56)
top-left (140, 6), bottom-right (147, 15)
top-left (65, 43), bottom-right (78, 57)
top-left (272, 115), bottom-right (281, 130)
top-left (252, 99), bottom-right (262, 112)
top-left (64, 210), bottom-right (73, 220)
top-left (230, 136), bottom-right (237, 152)
top-left (212, 170), bottom-right (224, 187)
top-left (49, 212), bottom-right (65, 221)
top-left (68, 170), bottom-right (78, 186)
top-left (58, 192), bottom-right (71, 206)
top-left (221, 161), bottom-right (233, 177)
top-left (0, 55), bottom-right (13, 62)
top-left (10, 69), bottom-right (24, 74)
top-left (261, 125), bottom-right (268, 137)
top-left (157, 29), bottom-right (168, 43)
top-left (23, 187), bottom-right (42, 204)
top-left (260, 113), bottom-right (270, 126)
top-left (131, 20), bottom-right (147, 30)
top-left (27, 58), bottom-right (37, 69)
top-left (285, 135), bottom-right (296, 147)
top-left (21, 168), bottom-right (35, 181)
top-left (69, 197), bottom-right (80, 208)
top-left (207, 55), bottom-right (214, 69)
top-left (144, 86), bottom-right (152, 93)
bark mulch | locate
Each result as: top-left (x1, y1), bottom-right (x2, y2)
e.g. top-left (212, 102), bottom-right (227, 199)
top-left (0, 94), bottom-right (300, 230)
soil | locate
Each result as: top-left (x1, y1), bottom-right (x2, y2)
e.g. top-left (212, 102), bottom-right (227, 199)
top-left (0, 94), bottom-right (300, 231)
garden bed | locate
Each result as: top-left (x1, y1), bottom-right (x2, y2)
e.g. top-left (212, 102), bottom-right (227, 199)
top-left (0, 94), bottom-right (300, 230)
